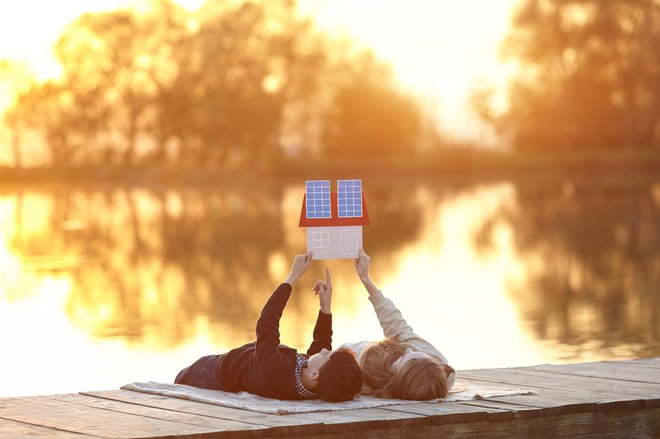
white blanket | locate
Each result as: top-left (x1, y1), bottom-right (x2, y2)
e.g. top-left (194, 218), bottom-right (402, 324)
top-left (120, 381), bottom-right (536, 415)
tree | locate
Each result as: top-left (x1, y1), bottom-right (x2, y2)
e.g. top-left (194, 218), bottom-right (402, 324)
top-left (183, 1), bottom-right (281, 168)
top-left (321, 52), bottom-right (422, 159)
top-left (52, 1), bottom-right (191, 165)
top-left (185, 0), bottom-right (336, 168)
top-left (487, 0), bottom-right (660, 151)
top-left (4, 0), bottom-right (425, 169)
top-left (1, 60), bottom-right (35, 168)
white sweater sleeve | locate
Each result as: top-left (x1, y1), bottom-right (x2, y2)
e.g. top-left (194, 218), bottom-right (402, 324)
top-left (338, 340), bottom-right (372, 363)
top-left (368, 290), bottom-right (449, 365)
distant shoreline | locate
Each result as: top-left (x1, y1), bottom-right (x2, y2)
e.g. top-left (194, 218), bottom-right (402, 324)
top-left (1, 149), bottom-right (659, 188)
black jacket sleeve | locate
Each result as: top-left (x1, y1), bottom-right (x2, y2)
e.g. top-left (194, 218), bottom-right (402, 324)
top-left (306, 311), bottom-right (332, 355)
top-left (254, 283), bottom-right (292, 369)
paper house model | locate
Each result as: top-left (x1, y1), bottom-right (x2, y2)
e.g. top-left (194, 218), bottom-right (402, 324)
top-left (299, 179), bottom-right (369, 260)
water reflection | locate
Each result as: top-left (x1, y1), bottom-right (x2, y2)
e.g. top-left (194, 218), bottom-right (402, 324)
top-left (1, 178), bottom-right (659, 396)
top-left (476, 180), bottom-right (660, 359)
top-left (0, 183), bottom-right (430, 348)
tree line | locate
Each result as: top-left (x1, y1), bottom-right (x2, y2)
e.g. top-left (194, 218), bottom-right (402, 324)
top-left (1, 0), bottom-right (659, 170)
top-left (476, 0), bottom-right (660, 152)
top-left (1, 0), bottom-right (423, 169)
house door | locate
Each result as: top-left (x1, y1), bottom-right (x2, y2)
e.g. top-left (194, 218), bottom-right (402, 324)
top-left (340, 229), bottom-right (359, 256)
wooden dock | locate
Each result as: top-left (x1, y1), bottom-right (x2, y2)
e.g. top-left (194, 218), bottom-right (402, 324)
top-left (1, 358), bottom-right (659, 438)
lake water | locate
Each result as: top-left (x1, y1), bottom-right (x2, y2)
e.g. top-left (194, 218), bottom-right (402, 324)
top-left (1, 177), bottom-right (659, 397)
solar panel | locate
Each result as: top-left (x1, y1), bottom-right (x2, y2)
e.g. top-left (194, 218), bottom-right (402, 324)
top-left (305, 180), bottom-right (331, 219)
top-left (337, 179), bottom-right (363, 218)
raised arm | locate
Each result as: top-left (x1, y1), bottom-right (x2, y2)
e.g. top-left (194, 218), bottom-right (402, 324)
top-left (255, 252), bottom-right (312, 365)
top-left (307, 268), bottom-right (333, 355)
top-left (354, 250), bottom-right (449, 364)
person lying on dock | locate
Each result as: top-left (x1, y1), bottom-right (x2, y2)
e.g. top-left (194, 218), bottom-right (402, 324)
top-left (340, 249), bottom-right (456, 400)
top-left (174, 252), bottom-right (363, 402)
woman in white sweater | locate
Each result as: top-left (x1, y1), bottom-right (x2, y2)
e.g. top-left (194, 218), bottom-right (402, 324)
top-left (340, 250), bottom-right (455, 400)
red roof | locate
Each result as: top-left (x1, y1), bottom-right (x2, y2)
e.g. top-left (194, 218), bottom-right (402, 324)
top-left (299, 192), bottom-right (370, 227)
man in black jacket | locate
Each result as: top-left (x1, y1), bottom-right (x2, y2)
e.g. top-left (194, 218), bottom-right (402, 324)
top-left (175, 252), bottom-right (363, 402)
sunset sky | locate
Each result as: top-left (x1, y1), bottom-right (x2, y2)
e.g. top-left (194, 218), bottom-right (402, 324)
top-left (0, 0), bottom-right (519, 143)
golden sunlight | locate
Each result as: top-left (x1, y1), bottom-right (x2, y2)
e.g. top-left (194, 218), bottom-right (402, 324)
top-left (0, 0), bottom-right (205, 79)
top-left (0, 0), bottom-right (519, 143)
top-left (298, 0), bottom-right (519, 141)
top-left (379, 184), bottom-right (555, 369)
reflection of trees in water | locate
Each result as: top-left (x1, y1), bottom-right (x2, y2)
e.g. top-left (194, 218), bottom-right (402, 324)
top-left (5, 183), bottom-right (426, 348)
top-left (64, 188), bottom-right (289, 347)
top-left (13, 180), bottom-right (659, 359)
top-left (478, 180), bottom-right (660, 357)
top-left (363, 184), bottom-right (424, 256)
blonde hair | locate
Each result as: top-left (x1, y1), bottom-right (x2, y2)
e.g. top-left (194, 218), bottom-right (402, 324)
top-left (359, 340), bottom-right (408, 390)
top-left (360, 339), bottom-right (454, 400)
top-left (381, 358), bottom-right (454, 400)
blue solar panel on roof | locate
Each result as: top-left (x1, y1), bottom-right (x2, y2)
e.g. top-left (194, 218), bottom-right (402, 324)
top-left (305, 180), bottom-right (331, 219)
top-left (337, 179), bottom-right (363, 218)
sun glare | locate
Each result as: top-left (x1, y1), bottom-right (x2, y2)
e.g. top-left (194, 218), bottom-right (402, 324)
top-left (0, 0), bottom-right (518, 144)
top-left (377, 184), bottom-right (550, 369)
top-left (299, 0), bottom-right (519, 141)
top-left (0, 0), bottom-right (205, 79)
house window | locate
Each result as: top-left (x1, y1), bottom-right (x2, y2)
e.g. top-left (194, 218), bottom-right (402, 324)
top-left (313, 231), bottom-right (330, 249)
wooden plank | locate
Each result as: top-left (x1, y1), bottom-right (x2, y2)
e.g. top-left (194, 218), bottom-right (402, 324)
top-left (0, 358), bottom-right (658, 438)
top-left (293, 401), bottom-right (538, 436)
top-left (0, 417), bottom-right (98, 438)
top-left (377, 373), bottom-right (637, 421)
top-left (45, 393), bottom-right (266, 434)
top-left (288, 406), bottom-right (425, 426)
top-left (512, 366), bottom-right (660, 395)
top-left (458, 367), bottom-right (660, 402)
top-left (457, 368), bottom-right (656, 412)
top-left (467, 386), bottom-right (603, 413)
top-left (283, 407), bottom-right (431, 439)
top-left (272, 407), bottom-right (660, 439)
top-left (634, 358), bottom-right (660, 369)
top-left (526, 361), bottom-right (660, 385)
top-left (437, 406), bottom-right (660, 439)
top-left (0, 396), bottom-right (219, 439)
top-left (456, 375), bottom-right (651, 412)
top-left (274, 404), bottom-right (430, 439)
top-left (379, 400), bottom-right (508, 422)
top-left (618, 358), bottom-right (660, 371)
top-left (458, 400), bottom-right (544, 420)
top-left (82, 389), bottom-right (324, 429)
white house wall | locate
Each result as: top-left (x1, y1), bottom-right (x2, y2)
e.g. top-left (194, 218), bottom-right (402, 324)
top-left (307, 226), bottom-right (362, 260)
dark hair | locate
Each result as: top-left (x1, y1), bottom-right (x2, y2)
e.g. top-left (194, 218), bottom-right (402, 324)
top-left (316, 349), bottom-right (363, 402)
